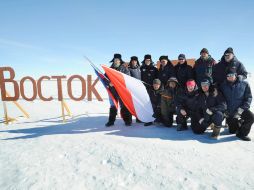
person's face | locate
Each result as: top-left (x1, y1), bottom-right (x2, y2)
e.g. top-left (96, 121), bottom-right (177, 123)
top-left (114, 58), bottom-right (121, 67)
top-left (169, 81), bottom-right (176, 88)
top-left (123, 62), bottom-right (129, 68)
top-left (179, 58), bottom-right (185, 64)
top-left (227, 74), bottom-right (237, 82)
top-left (201, 52), bottom-right (209, 59)
top-left (201, 84), bottom-right (209, 92)
top-left (153, 83), bottom-right (160, 90)
top-left (187, 85), bottom-right (195, 92)
top-left (131, 60), bottom-right (137, 67)
top-left (145, 59), bottom-right (151, 65)
top-left (160, 59), bottom-right (168, 66)
top-left (224, 53), bottom-right (234, 62)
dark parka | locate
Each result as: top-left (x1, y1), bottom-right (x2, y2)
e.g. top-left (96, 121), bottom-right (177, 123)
top-left (157, 62), bottom-right (176, 87)
top-left (140, 63), bottom-right (158, 86)
top-left (194, 56), bottom-right (216, 86)
top-left (220, 79), bottom-right (252, 117)
top-left (197, 86), bottom-right (227, 119)
top-left (213, 56), bottom-right (248, 85)
top-left (175, 61), bottom-right (194, 88)
top-left (176, 86), bottom-right (200, 114)
top-left (147, 85), bottom-right (164, 120)
top-left (129, 64), bottom-right (141, 80)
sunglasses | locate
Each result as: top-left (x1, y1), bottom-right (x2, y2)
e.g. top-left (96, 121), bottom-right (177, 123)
top-left (178, 59), bottom-right (184, 61)
top-left (227, 74), bottom-right (236, 77)
top-left (224, 54), bottom-right (230, 57)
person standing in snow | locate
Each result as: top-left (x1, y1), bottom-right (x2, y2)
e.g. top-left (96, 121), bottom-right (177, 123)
top-left (176, 79), bottom-right (200, 131)
top-left (105, 53), bottom-right (132, 127)
top-left (175, 54), bottom-right (194, 89)
top-left (140, 54), bottom-right (158, 88)
top-left (195, 79), bottom-right (227, 139)
top-left (129, 56), bottom-right (141, 80)
top-left (194, 48), bottom-right (216, 87)
top-left (220, 71), bottom-right (254, 141)
top-left (145, 79), bottom-right (164, 126)
top-left (213, 47), bottom-right (248, 87)
top-left (160, 77), bottom-right (180, 127)
top-left (129, 56), bottom-right (142, 123)
top-left (157, 55), bottom-right (176, 87)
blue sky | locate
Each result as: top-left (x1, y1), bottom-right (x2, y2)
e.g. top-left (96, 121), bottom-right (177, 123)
top-left (0, 0), bottom-right (254, 79)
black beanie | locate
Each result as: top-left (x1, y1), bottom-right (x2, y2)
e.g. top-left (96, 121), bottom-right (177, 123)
top-left (159, 55), bottom-right (169, 61)
top-left (224, 47), bottom-right (234, 55)
top-left (200, 48), bottom-right (209, 55)
top-left (178, 54), bottom-right (186, 60)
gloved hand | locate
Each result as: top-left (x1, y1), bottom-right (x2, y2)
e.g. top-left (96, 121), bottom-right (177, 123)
top-left (233, 108), bottom-right (244, 119)
top-left (199, 118), bottom-right (204, 124)
top-left (206, 108), bottom-right (213, 115)
top-left (237, 75), bottom-right (244, 81)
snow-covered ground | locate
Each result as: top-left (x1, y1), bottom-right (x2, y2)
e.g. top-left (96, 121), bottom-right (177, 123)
top-left (0, 76), bottom-right (254, 190)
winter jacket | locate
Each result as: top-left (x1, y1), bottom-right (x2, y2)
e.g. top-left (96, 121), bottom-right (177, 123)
top-left (213, 56), bottom-right (248, 85)
top-left (197, 86), bottom-right (227, 119)
top-left (157, 62), bottom-right (176, 87)
top-left (140, 63), bottom-right (158, 86)
top-left (175, 62), bottom-right (194, 88)
top-left (194, 55), bottom-right (216, 86)
top-left (148, 85), bottom-right (164, 111)
top-left (176, 86), bottom-right (200, 114)
top-left (161, 85), bottom-right (180, 113)
top-left (129, 65), bottom-right (141, 80)
top-left (220, 79), bottom-right (252, 117)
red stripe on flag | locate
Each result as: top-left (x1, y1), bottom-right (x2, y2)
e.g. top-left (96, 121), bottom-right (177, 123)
top-left (102, 65), bottom-right (137, 118)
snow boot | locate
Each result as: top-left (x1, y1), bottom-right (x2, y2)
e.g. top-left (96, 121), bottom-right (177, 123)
top-left (211, 126), bottom-right (221, 139)
top-left (236, 132), bottom-right (251, 141)
top-left (177, 124), bottom-right (188, 131)
top-left (144, 122), bottom-right (153, 126)
top-left (105, 107), bottom-right (117, 127)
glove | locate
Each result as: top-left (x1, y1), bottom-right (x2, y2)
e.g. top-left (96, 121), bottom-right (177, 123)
top-left (233, 108), bottom-right (244, 119)
top-left (206, 108), bottom-right (213, 115)
top-left (199, 118), bottom-right (204, 124)
top-left (237, 75), bottom-right (244, 81)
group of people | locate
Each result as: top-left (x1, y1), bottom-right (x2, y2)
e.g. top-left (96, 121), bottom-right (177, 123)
top-left (104, 47), bottom-right (253, 141)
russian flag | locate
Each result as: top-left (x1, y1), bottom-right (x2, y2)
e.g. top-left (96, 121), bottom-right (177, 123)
top-left (91, 65), bottom-right (119, 109)
top-left (102, 65), bottom-right (154, 122)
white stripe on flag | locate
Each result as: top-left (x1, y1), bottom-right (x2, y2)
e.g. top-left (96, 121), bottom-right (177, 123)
top-left (123, 74), bottom-right (154, 122)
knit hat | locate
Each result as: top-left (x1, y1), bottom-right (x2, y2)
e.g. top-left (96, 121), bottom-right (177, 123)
top-left (153, 78), bottom-right (161, 85)
top-left (168, 77), bottom-right (179, 84)
top-left (178, 54), bottom-right (186, 60)
top-left (200, 78), bottom-right (211, 86)
top-left (224, 47), bottom-right (234, 55)
top-left (159, 55), bottom-right (169, 61)
top-left (200, 48), bottom-right (209, 55)
top-left (186, 80), bottom-right (196, 87)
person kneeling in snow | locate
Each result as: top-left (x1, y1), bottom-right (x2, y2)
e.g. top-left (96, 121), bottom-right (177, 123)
top-left (195, 79), bottom-right (227, 139)
top-left (220, 71), bottom-right (254, 141)
top-left (176, 79), bottom-right (200, 131)
top-left (105, 54), bottom-right (132, 127)
top-left (160, 77), bottom-right (180, 127)
top-left (144, 79), bottom-right (164, 126)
